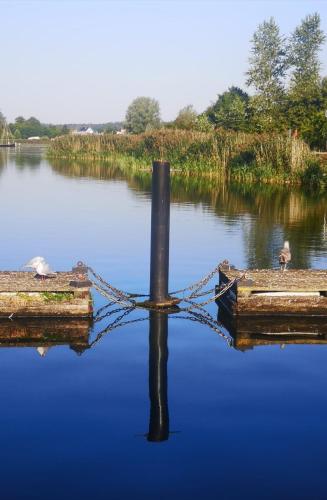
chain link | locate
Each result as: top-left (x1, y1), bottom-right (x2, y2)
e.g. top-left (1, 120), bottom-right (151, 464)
top-left (83, 260), bottom-right (240, 350)
top-left (86, 260), bottom-right (241, 311)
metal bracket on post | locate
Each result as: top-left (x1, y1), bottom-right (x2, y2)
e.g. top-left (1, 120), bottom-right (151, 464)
top-left (70, 261), bottom-right (92, 288)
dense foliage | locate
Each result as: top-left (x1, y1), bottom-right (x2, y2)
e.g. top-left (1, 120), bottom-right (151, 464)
top-left (48, 128), bottom-right (321, 186)
top-left (9, 116), bottom-right (68, 139)
top-left (125, 97), bottom-right (161, 134)
top-left (206, 87), bottom-right (250, 131)
top-left (246, 18), bottom-right (287, 132)
top-left (160, 13), bottom-right (326, 150)
top-left (172, 105), bottom-right (198, 130)
top-left (197, 13), bottom-right (326, 149)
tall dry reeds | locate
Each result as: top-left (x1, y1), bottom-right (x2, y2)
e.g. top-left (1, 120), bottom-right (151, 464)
top-left (48, 129), bottom-right (313, 183)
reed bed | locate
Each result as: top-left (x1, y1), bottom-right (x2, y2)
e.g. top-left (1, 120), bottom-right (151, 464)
top-left (48, 129), bottom-right (316, 184)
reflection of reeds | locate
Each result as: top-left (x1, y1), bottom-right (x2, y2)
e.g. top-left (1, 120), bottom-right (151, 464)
top-left (49, 157), bottom-right (327, 268)
top-left (49, 157), bottom-right (327, 222)
top-left (48, 129), bottom-right (315, 184)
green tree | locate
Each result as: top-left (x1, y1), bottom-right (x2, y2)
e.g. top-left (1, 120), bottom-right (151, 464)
top-left (125, 97), bottom-right (161, 134)
top-left (296, 76), bottom-right (327, 149)
top-left (10, 116), bottom-right (65, 139)
top-left (194, 114), bottom-right (214, 132)
top-left (14, 128), bottom-right (21, 139)
top-left (246, 18), bottom-right (287, 131)
top-left (15, 116), bottom-right (25, 124)
top-left (173, 105), bottom-right (198, 130)
top-left (287, 13), bottom-right (326, 142)
top-left (206, 87), bottom-right (250, 131)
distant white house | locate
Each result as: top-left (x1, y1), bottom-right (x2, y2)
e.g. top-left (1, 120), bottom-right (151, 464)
top-left (72, 127), bottom-right (98, 135)
top-left (116, 128), bottom-right (127, 135)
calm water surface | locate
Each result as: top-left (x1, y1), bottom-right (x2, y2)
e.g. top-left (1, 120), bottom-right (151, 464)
top-left (0, 146), bottom-right (326, 500)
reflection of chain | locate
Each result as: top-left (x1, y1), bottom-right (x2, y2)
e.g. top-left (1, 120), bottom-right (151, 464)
top-left (170, 313), bottom-right (233, 347)
top-left (77, 261), bottom-right (241, 351)
top-left (94, 304), bottom-right (134, 324)
top-left (90, 302), bottom-right (233, 349)
top-left (90, 312), bottom-right (147, 348)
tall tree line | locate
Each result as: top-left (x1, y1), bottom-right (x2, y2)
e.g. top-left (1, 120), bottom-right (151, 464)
top-left (203, 13), bottom-right (327, 148)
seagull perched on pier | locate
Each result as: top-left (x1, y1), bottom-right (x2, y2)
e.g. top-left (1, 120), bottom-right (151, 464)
top-left (23, 256), bottom-right (56, 279)
top-left (279, 241), bottom-right (291, 271)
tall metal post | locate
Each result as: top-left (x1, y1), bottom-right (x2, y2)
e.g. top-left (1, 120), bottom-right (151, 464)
top-left (147, 311), bottom-right (169, 442)
top-left (149, 161), bottom-right (170, 304)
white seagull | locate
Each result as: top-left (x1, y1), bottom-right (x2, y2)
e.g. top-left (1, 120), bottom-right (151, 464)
top-left (24, 256), bottom-right (44, 269)
top-left (23, 256), bottom-right (56, 279)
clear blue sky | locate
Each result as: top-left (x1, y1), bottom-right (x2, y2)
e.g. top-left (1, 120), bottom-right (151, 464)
top-left (1, 0), bottom-right (327, 123)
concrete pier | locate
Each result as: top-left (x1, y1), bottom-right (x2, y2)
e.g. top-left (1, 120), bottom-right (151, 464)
top-left (218, 268), bottom-right (327, 317)
top-left (0, 271), bottom-right (92, 317)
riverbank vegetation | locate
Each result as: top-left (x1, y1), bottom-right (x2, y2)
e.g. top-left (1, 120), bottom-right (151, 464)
top-left (48, 129), bottom-right (327, 187)
top-left (47, 13), bottom-right (327, 188)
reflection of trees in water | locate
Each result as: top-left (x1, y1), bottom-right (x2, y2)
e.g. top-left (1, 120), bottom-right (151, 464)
top-left (49, 157), bottom-right (129, 182)
top-left (14, 150), bottom-right (43, 169)
top-left (0, 150), bottom-right (9, 175)
top-left (49, 158), bottom-right (327, 269)
top-left (0, 147), bottom-right (43, 171)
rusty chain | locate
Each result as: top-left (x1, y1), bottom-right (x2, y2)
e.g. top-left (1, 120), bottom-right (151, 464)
top-left (85, 259), bottom-right (241, 311)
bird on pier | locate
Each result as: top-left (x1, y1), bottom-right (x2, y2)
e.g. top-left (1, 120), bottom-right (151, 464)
top-left (23, 256), bottom-right (56, 279)
top-left (23, 256), bottom-right (44, 269)
top-left (279, 241), bottom-right (291, 271)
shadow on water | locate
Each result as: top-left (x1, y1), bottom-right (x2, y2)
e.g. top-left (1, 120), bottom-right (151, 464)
top-left (49, 157), bottom-right (327, 269)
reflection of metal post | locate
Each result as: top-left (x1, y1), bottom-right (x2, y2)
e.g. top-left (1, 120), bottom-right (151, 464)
top-left (148, 311), bottom-right (169, 442)
top-left (149, 161), bottom-right (170, 304)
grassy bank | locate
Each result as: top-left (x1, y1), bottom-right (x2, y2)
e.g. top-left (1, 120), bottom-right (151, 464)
top-left (48, 129), bottom-right (326, 186)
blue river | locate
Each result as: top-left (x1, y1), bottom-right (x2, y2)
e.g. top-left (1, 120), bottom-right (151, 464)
top-left (0, 146), bottom-right (326, 500)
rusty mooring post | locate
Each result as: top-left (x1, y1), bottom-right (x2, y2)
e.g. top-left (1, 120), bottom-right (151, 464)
top-left (147, 311), bottom-right (169, 442)
top-left (149, 161), bottom-right (170, 304)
